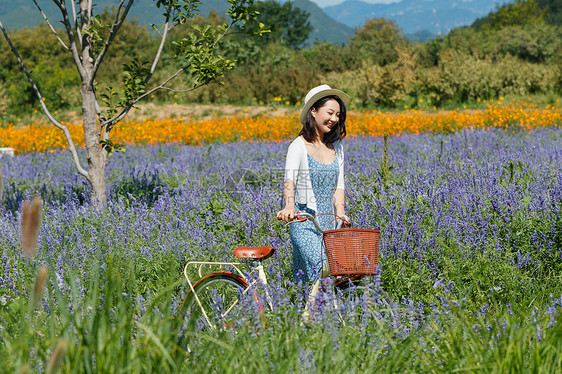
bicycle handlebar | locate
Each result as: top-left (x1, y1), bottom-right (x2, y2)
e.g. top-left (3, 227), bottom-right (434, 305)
top-left (287, 212), bottom-right (349, 233)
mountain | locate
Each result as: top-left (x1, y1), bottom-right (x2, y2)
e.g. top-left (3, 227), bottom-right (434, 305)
top-left (0, 0), bottom-right (169, 31)
top-left (0, 0), bottom-right (354, 45)
top-left (293, 0), bottom-right (354, 44)
top-left (2, 0), bottom-right (510, 43)
top-left (197, 0), bottom-right (354, 45)
top-left (324, 0), bottom-right (513, 35)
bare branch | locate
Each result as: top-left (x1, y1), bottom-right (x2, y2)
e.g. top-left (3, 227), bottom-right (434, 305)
top-left (0, 19), bottom-right (89, 180)
top-left (147, 20), bottom-right (170, 80)
top-left (54, 0), bottom-right (80, 44)
top-left (213, 22), bottom-right (234, 49)
top-left (90, 0), bottom-right (134, 83)
top-left (80, 0), bottom-right (95, 83)
top-left (31, 0), bottom-right (70, 51)
top-left (87, 0), bottom-right (93, 22)
top-left (148, 86), bottom-right (203, 94)
top-left (56, 0), bottom-right (87, 80)
top-left (69, 0), bottom-right (82, 46)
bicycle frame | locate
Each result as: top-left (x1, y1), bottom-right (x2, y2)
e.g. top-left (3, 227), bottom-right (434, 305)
top-left (183, 259), bottom-right (274, 329)
top-left (181, 212), bottom-right (369, 328)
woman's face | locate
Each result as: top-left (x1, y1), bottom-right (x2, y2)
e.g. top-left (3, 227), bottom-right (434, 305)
top-left (311, 99), bottom-right (340, 139)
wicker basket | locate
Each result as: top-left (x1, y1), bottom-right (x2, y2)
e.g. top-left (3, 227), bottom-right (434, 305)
top-left (322, 228), bottom-right (380, 276)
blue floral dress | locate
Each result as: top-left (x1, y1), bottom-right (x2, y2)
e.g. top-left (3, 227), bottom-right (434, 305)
top-left (290, 154), bottom-right (339, 282)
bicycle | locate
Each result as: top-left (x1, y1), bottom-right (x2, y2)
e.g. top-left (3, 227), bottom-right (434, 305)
top-left (177, 212), bottom-right (394, 331)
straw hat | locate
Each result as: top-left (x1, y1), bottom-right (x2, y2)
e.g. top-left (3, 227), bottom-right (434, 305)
top-left (300, 84), bottom-right (351, 125)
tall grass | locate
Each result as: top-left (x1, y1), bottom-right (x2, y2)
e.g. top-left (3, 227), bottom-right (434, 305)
top-left (0, 129), bottom-right (561, 372)
top-left (2, 250), bottom-right (560, 372)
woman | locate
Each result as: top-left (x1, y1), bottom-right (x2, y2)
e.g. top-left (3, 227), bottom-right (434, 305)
top-left (277, 84), bottom-right (350, 282)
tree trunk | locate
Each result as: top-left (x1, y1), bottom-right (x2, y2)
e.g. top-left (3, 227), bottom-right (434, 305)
top-left (81, 83), bottom-right (107, 206)
top-left (79, 0), bottom-right (107, 207)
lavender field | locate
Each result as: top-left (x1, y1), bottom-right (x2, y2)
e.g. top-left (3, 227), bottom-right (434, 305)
top-left (1, 128), bottom-right (561, 372)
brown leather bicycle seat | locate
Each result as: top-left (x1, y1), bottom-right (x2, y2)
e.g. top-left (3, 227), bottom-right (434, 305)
top-left (233, 246), bottom-right (275, 260)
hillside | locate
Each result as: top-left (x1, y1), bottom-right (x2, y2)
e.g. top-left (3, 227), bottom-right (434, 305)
top-left (0, 0), bottom-right (353, 45)
top-left (293, 0), bottom-right (353, 45)
top-left (196, 0), bottom-right (354, 45)
top-left (324, 0), bottom-right (513, 35)
top-left (471, 0), bottom-right (562, 28)
top-left (537, 0), bottom-right (562, 24)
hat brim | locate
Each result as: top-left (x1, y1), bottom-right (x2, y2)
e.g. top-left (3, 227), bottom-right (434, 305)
top-left (300, 88), bottom-right (351, 125)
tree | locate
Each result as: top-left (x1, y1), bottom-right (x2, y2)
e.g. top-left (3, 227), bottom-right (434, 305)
top-left (0, 24), bottom-right (82, 113)
top-left (302, 41), bottom-right (350, 73)
top-left (0, 0), bottom-right (267, 206)
top-left (246, 0), bottom-right (312, 50)
top-left (484, 23), bottom-right (562, 63)
top-left (535, 0), bottom-right (562, 25)
top-left (472, 0), bottom-right (546, 30)
top-left (347, 18), bottom-right (410, 68)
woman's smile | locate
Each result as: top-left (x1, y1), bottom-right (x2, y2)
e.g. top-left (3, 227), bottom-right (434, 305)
top-left (312, 99), bottom-right (340, 136)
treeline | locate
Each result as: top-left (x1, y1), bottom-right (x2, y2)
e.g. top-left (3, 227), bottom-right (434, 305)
top-left (1, 0), bottom-right (562, 116)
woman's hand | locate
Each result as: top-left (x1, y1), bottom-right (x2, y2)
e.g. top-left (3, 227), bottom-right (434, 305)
top-left (277, 207), bottom-right (296, 223)
top-left (338, 214), bottom-right (351, 227)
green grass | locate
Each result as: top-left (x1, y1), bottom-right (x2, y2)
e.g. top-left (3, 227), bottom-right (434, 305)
top-left (1, 217), bottom-right (560, 373)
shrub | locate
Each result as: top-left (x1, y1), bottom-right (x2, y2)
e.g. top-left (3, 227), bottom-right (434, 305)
top-left (419, 49), bottom-right (557, 105)
top-left (324, 47), bottom-right (418, 107)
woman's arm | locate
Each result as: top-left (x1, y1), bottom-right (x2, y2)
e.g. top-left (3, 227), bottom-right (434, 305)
top-left (277, 139), bottom-right (302, 223)
top-left (333, 188), bottom-right (345, 216)
top-left (277, 180), bottom-right (296, 223)
top-left (334, 142), bottom-right (349, 223)
top-left (333, 189), bottom-right (349, 224)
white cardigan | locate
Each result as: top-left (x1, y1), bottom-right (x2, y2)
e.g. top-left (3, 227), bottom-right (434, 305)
top-left (283, 136), bottom-right (345, 213)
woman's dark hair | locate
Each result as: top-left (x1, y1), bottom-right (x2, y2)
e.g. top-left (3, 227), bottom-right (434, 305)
top-left (299, 95), bottom-right (347, 146)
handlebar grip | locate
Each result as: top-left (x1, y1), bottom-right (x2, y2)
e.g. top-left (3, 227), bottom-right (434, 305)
top-left (295, 213), bottom-right (307, 222)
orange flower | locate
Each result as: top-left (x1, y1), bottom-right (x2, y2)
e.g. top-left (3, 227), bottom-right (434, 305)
top-left (1, 100), bottom-right (561, 153)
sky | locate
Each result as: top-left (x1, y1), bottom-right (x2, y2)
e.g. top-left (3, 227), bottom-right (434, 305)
top-left (309, 0), bottom-right (399, 7)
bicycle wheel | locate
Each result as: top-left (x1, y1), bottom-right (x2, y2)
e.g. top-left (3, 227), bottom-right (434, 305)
top-left (179, 273), bottom-right (248, 331)
top-left (336, 279), bottom-right (396, 328)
